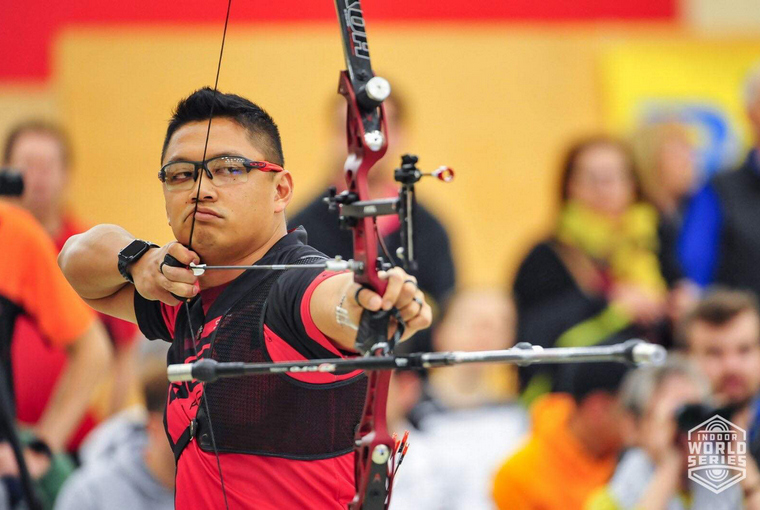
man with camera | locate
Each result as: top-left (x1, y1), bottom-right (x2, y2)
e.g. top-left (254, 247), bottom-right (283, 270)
top-left (679, 288), bottom-right (760, 505)
top-left (585, 357), bottom-right (744, 509)
top-left (0, 196), bottom-right (111, 507)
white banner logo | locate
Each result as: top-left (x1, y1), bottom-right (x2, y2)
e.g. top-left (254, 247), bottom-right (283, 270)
top-left (687, 415), bottom-right (746, 494)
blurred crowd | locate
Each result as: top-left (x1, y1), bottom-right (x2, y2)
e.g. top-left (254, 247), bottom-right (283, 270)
top-left (0, 60), bottom-right (760, 510)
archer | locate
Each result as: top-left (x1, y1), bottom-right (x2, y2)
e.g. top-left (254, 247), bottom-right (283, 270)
top-left (58, 88), bottom-right (432, 509)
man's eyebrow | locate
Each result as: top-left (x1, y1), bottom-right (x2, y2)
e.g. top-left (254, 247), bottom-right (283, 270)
top-left (163, 151), bottom-right (248, 165)
top-left (206, 151), bottom-right (248, 159)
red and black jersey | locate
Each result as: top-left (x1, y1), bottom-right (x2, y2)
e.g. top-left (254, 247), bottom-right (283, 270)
top-left (134, 228), bottom-right (366, 509)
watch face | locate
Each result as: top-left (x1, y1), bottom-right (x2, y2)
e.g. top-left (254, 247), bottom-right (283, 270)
top-left (121, 240), bottom-right (147, 259)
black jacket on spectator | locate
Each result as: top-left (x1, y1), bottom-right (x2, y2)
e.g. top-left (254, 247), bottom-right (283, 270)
top-left (290, 190), bottom-right (456, 353)
top-left (513, 241), bottom-right (636, 394)
top-left (657, 213), bottom-right (685, 288)
top-left (712, 157), bottom-right (760, 298)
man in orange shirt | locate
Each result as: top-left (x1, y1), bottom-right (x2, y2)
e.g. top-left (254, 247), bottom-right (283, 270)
top-left (3, 121), bottom-right (140, 448)
top-left (493, 361), bottom-right (629, 510)
top-left (0, 199), bottom-right (111, 503)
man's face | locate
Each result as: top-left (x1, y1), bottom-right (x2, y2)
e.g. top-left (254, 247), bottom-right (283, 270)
top-left (687, 311), bottom-right (760, 405)
top-left (7, 130), bottom-right (67, 223)
top-left (161, 118), bottom-right (292, 264)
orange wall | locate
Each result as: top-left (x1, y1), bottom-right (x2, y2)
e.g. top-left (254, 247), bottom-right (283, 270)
top-left (2, 25), bottom-right (758, 286)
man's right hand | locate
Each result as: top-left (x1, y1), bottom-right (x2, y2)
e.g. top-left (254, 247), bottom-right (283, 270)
top-left (131, 242), bottom-right (200, 306)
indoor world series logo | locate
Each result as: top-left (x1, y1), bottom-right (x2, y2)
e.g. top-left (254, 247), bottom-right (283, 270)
top-left (687, 415), bottom-right (747, 494)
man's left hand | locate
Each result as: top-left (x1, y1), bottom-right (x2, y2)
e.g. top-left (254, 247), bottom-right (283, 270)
top-left (352, 267), bottom-right (433, 341)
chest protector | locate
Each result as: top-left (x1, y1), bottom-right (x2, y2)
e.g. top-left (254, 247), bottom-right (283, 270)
top-left (172, 262), bottom-right (367, 461)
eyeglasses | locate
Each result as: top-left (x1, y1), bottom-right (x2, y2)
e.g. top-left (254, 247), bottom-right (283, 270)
top-left (158, 155), bottom-right (284, 191)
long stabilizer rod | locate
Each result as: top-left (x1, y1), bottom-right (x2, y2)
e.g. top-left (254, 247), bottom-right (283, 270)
top-left (167, 339), bottom-right (666, 383)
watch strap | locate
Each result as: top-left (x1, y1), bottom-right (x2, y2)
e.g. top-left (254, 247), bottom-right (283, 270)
top-left (118, 239), bottom-right (159, 284)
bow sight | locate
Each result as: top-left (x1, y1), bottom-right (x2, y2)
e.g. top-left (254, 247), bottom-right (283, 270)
top-left (325, 154), bottom-right (455, 273)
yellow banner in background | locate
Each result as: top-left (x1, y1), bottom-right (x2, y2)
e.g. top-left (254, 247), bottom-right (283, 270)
top-left (601, 42), bottom-right (760, 175)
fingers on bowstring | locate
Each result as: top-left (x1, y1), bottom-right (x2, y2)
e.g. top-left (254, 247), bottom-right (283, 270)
top-left (162, 279), bottom-right (199, 300)
top-left (166, 242), bottom-right (200, 266)
top-left (159, 263), bottom-right (198, 285)
top-left (378, 268), bottom-right (418, 312)
top-left (160, 243), bottom-right (200, 300)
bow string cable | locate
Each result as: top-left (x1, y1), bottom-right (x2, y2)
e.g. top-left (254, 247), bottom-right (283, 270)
top-left (180, 1), bottom-right (232, 508)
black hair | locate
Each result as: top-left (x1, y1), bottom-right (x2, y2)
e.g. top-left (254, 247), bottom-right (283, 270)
top-left (162, 87), bottom-right (284, 167)
top-left (556, 360), bottom-right (630, 404)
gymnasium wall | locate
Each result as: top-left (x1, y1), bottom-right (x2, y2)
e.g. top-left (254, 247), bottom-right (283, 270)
top-left (1, 0), bottom-right (759, 286)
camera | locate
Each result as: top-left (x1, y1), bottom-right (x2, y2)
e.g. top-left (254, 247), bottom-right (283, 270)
top-left (675, 402), bottom-right (735, 433)
top-left (0, 169), bottom-right (24, 197)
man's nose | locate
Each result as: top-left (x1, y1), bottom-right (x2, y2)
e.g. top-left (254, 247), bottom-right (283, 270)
top-left (723, 351), bottom-right (746, 372)
top-left (192, 169), bottom-right (217, 200)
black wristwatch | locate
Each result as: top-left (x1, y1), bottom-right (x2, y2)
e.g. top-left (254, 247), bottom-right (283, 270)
top-left (118, 239), bottom-right (159, 284)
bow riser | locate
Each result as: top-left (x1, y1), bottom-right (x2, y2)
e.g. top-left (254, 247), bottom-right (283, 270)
top-left (338, 70), bottom-right (389, 293)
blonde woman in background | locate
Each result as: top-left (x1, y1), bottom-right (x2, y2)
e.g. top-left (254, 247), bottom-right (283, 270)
top-left (631, 122), bottom-right (700, 336)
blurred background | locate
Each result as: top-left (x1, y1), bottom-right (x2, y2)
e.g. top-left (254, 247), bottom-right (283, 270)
top-left (4, 2), bottom-right (760, 509)
top-left (3, 0), bottom-right (759, 286)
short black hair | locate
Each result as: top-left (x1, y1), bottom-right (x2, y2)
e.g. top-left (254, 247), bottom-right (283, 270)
top-left (162, 87), bottom-right (284, 167)
top-left (556, 360), bottom-right (630, 403)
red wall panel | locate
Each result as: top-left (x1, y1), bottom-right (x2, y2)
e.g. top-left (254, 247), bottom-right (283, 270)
top-left (0, 0), bottom-right (677, 82)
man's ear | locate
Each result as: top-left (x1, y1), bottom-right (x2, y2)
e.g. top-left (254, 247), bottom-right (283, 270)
top-left (273, 171), bottom-right (294, 214)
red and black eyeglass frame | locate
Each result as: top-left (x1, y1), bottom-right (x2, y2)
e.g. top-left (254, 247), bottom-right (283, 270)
top-left (157, 155), bottom-right (284, 184)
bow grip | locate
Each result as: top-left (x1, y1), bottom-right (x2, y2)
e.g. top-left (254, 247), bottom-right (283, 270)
top-left (355, 309), bottom-right (396, 355)
top-left (162, 253), bottom-right (190, 302)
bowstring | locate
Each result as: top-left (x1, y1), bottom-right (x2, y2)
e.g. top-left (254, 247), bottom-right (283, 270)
top-left (181, 1), bottom-right (232, 509)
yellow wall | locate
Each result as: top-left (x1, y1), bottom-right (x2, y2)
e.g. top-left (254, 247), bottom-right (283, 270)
top-left (2, 25), bottom-right (759, 286)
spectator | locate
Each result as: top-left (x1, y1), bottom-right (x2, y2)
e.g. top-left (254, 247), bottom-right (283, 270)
top-left (0, 201), bottom-right (111, 508)
top-left (289, 92), bottom-right (456, 353)
top-left (426, 288), bottom-right (519, 408)
top-left (492, 361), bottom-right (630, 510)
top-left (631, 121), bottom-right (698, 286)
top-left (631, 122), bottom-right (702, 345)
top-left (413, 289), bottom-right (528, 509)
top-left (678, 288), bottom-right (760, 506)
top-left (584, 356), bottom-right (743, 509)
top-left (54, 360), bottom-right (175, 510)
top-left (513, 136), bottom-right (668, 402)
top-left (679, 288), bottom-right (760, 412)
top-left (679, 64), bottom-right (760, 298)
top-left (3, 120), bottom-right (141, 450)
